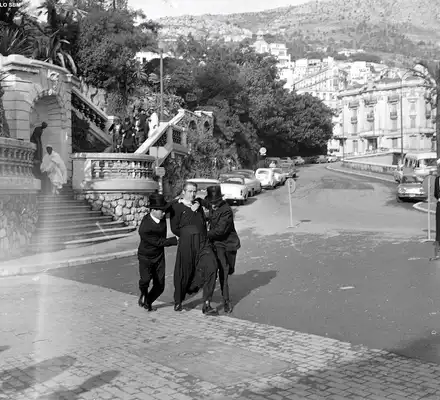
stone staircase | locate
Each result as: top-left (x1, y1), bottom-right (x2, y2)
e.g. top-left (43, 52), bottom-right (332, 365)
top-left (29, 186), bottom-right (136, 254)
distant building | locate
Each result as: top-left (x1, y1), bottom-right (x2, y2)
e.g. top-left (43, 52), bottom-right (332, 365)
top-left (332, 78), bottom-right (435, 156)
top-left (135, 50), bottom-right (173, 64)
top-left (337, 48), bottom-right (365, 57)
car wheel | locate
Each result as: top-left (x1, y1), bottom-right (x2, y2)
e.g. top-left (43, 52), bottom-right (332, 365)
top-left (396, 196), bottom-right (403, 203)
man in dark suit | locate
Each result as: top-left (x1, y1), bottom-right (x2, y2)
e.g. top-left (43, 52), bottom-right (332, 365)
top-left (202, 186), bottom-right (241, 314)
top-left (137, 194), bottom-right (178, 311)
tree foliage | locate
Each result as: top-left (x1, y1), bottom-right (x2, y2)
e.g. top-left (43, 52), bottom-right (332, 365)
top-left (75, 8), bottom-right (159, 112)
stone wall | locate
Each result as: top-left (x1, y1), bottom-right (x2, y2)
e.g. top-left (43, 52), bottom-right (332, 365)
top-left (0, 194), bottom-right (38, 261)
top-left (341, 159), bottom-right (397, 176)
top-left (75, 192), bottom-right (150, 227)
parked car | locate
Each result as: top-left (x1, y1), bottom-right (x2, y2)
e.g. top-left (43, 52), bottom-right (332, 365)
top-left (279, 157), bottom-right (293, 164)
top-left (255, 168), bottom-right (277, 189)
top-left (219, 175), bottom-right (249, 205)
top-left (266, 157), bottom-right (281, 167)
top-left (326, 154), bottom-right (339, 162)
top-left (185, 178), bottom-right (220, 199)
top-left (271, 168), bottom-right (288, 185)
top-left (279, 163), bottom-right (297, 178)
top-left (396, 175), bottom-right (427, 202)
top-left (292, 156), bottom-right (305, 165)
top-left (230, 170), bottom-right (262, 195)
top-left (315, 155), bottom-right (328, 164)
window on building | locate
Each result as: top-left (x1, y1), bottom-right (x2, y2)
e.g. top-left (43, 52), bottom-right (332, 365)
top-left (391, 118), bottom-right (397, 131)
top-left (392, 138), bottom-right (398, 148)
top-left (410, 102), bottom-right (416, 111)
top-left (352, 123), bottom-right (357, 135)
top-left (410, 116), bottom-right (416, 129)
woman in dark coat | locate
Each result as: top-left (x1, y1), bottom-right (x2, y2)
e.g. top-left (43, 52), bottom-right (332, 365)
top-left (169, 181), bottom-right (218, 315)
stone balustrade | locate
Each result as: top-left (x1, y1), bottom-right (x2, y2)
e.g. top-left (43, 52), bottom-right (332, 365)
top-left (72, 153), bottom-right (160, 226)
top-left (0, 138), bottom-right (40, 261)
top-left (0, 138), bottom-right (40, 193)
top-left (71, 90), bottom-right (107, 131)
top-left (72, 153), bottom-right (159, 193)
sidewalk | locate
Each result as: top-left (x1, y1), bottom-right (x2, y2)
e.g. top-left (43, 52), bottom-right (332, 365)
top-left (1, 274), bottom-right (440, 400)
top-left (0, 231), bottom-right (139, 277)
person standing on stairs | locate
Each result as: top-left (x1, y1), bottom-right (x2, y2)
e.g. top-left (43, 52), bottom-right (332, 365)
top-left (40, 145), bottom-right (68, 195)
top-left (137, 194), bottom-right (178, 312)
top-left (30, 122), bottom-right (48, 178)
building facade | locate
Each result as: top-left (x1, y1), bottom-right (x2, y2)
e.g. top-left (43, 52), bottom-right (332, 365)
top-left (333, 78), bottom-right (435, 156)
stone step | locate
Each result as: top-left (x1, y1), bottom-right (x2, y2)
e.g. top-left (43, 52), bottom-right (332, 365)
top-left (36, 215), bottom-right (114, 228)
top-left (37, 210), bottom-right (102, 221)
top-left (35, 220), bottom-right (126, 234)
top-left (37, 195), bottom-right (75, 202)
top-left (38, 204), bottom-right (91, 212)
top-left (32, 226), bottom-right (136, 243)
top-left (38, 199), bottom-right (86, 207)
top-left (64, 233), bottom-right (135, 249)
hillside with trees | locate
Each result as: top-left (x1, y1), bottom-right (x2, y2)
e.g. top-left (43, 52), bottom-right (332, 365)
top-left (156, 0), bottom-right (440, 61)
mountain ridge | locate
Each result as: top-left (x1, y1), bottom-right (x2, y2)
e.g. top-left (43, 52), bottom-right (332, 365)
top-left (155, 0), bottom-right (440, 60)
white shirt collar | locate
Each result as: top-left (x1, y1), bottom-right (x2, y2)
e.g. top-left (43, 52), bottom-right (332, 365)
top-left (150, 214), bottom-right (161, 224)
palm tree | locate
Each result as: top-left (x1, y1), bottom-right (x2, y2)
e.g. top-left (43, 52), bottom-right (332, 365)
top-left (0, 26), bottom-right (33, 57)
top-left (0, 71), bottom-right (10, 138)
top-left (411, 61), bottom-right (440, 172)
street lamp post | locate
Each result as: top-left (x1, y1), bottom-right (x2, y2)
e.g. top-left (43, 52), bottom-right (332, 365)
top-left (400, 77), bottom-right (404, 163)
top-left (159, 49), bottom-right (164, 123)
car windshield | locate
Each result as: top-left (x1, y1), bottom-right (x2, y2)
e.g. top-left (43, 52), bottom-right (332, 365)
top-left (417, 158), bottom-right (436, 167)
top-left (193, 182), bottom-right (216, 191)
top-left (257, 170), bottom-right (269, 176)
top-left (401, 176), bottom-right (419, 184)
top-left (221, 177), bottom-right (244, 184)
top-left (236, 171), bottom-right (252, 178)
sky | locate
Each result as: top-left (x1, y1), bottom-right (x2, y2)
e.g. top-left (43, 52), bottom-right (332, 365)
top-left (129, 0), bottom-right (310, 20)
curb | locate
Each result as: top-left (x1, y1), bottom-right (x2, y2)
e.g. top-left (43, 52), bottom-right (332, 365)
top-left (0, 249), bottom-right (137, 278)
top-left (326, 165), bottom-right (396, 183)
top-left (413, 202), bottom-right (433, 214)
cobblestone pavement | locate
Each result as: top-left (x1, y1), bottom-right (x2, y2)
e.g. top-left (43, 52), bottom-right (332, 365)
top-left (2, 274), bottom-right (440, 400)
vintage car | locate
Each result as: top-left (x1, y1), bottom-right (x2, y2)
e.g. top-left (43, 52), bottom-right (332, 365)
top-left (315, 155), bottom-right (329, 164)
top-left (292, 156), bottom-right (305, 165)
top-left (279, 162), bottom-right (297, 178)
top-left (396, 175), bottom-right (428, 202)
top-left (232, 169), bottom-right (262, 195)
top-left (219, 175), bottom-right (249, 205)
top-left (185, 178), bottom-right (220, 199)
top-left (271, 167), bottom-right (288, 186)
top-left (326, 154), bottom-right (339, 162)
top-left (255, 168), bottom-right (277, 189)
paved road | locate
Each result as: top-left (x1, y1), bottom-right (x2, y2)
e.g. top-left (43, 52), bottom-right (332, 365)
top-left (50, 165), bottom-right (440, 364)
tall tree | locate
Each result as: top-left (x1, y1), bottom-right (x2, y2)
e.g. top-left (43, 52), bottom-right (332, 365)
top-left (76, 8), bottom-right (159, 115)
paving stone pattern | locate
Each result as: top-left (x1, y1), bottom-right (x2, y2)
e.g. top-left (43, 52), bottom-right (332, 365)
top-left (1, 275), bottom-right (440, 400)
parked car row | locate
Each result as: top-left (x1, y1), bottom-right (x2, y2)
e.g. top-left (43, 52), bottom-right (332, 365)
top-left (183, 165), bottom-right (296, 205)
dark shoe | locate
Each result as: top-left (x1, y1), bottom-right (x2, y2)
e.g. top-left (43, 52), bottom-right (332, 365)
top-left (174, 303), bottom-right (183, 312)
top-left (228, 266), bottom-right (235, 275)
top-left (138, 294), bottom-right (145, 307)
top-left (143, 303), bottom-right (155, 312)
top-left (224, 301), bottom-right (233, 314)
top-left (202, 303), bottom-right (219, 316)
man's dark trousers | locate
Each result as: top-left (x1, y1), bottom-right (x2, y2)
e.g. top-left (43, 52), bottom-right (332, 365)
top-left (215, 247), bottom-right (237, 303)
top-left (139, 254), bottom-right (165, 305)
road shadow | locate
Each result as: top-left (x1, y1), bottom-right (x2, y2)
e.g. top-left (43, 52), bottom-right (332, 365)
top-left (235, 334), bottom-right (440, 399)
top-left (36, 370), bottom-right (120, 400)
top-left (0, 345), bottom-right (10, 354)
top-left (1, 355), bottom-right (76, 394)
top-left (183, 269), bottom-right (277, 310)
top-left (390, 329), bottom-right (440, 364)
